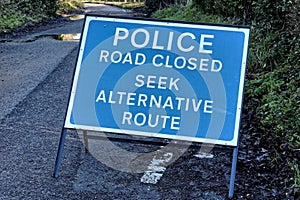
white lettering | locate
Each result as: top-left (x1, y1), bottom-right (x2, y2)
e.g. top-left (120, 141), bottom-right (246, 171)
top-left (177, 32), bottom-right (195, 52)
top-left (152, 30), bottom-right (164, 50)
top-left (135, 74), bottom-right (144, 88)
top-left (137, 93), bottom-right (148, 107)
top-left (113, 28), bottom-right (129, 46)
top-left (157, 76), bottom-right (167, 90)
top-left (161, 115), bottom-right (170, 129)
top-left (152, 54), bottom-right (164, 67)
top-left (199, 58), bottom-right (209, 71)
top-left (171, 116), bottom-right (180, 130)
top-left (204, 100), bottom-right (213, 113)
top-left (149, 95), bottom-right (162, 108)
top-left (192, 99), bottom-right (202, 112)
top-left (147, 75), bottom-right (156, 89)
top-left (135, 53), bottom-right (146, 65)
top-left (134, 113), bottom-right (147, 126)
top-left (148, 114), bottom-right (159, 127)
top-left (95, 90), bottom-right (106, 103)
top-left (131, 29), bottom-right (150, 48)
top-left (167, 31), bottom-right (174, 50)
top-left (126, 93), bottom-right (136, 106)
top-left (122, 111), bottom-right (132, 125)
top-left (111, 51), bottom-right (122, 63)
top-left (117, 91), bottom-right (126, 104)
top-left (162, 96), bottom-right (174, 109)
top-left (113, 28), bottom-right (214, 55)
top-left (122, 52), bottom-right (133, 64)
top-left (174, 56), bottom-right (186, 69)
top-left (169, 78), bottom-right (180, 91)
top-left (108, 91), bottom-right (116, 104)
top-left (199, 34), bottom-right (214, 54)
top-left (211, 59), bottom-right (223, 72)
top-left (122, 112), bottom-right (181, 130)
top-left (99, 50), bottom-right (109, 62)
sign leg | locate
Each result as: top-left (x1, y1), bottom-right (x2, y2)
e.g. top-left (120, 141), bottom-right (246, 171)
top-left (53, 128), bottom-right (67, 178)
top-left (83, 130), bottom-right (89, 152)
top-left (228, 146), bottom-right (239, 198)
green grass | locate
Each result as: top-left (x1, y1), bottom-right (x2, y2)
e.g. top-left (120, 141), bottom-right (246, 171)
top-left (83, 0), bottom-right (145, 9)
top-left (152, 4), bottom-right (231, 23)
top-left (57, 0), bottom-right (85, 14)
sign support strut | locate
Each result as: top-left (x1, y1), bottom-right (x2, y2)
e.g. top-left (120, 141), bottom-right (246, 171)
top-left (53, 128), bottom-right (67, 178)
top-left (229, 146), bottom-right (239, 198)
top-left (52, 15), bottom-right (250, 198)
top-left (53, 129), bottom-right (240, 198)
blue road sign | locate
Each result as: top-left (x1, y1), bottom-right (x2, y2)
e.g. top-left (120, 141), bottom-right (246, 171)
top-left (65, 15), bottom-right (250, 146)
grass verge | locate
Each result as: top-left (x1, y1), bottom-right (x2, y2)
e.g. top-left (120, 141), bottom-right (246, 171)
top-left (83, 0), bottom-right (144, 9)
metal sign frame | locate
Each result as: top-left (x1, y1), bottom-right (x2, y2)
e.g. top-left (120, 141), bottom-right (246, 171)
top-left (54, 15), bottom-right (250, 199)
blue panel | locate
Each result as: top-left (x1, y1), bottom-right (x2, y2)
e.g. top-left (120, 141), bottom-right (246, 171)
top-left (65, 16), bottom-right (250, 146)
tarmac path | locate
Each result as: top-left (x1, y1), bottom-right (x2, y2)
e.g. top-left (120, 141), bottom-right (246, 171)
top-left (0, 3), bottom-right (230, 199)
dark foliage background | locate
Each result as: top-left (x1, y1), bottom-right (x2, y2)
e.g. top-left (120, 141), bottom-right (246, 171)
top-left (3, 0), bottom-right (57, 16)
top-left (0, 0), bottom-right (57, 32)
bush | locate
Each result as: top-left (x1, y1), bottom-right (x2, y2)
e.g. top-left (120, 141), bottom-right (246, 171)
top-left (0, 0), bottom-right (57, 33)
top-left (11, 0), bottom-right (57, 17)
top-left (0, 2), bottom-right (27, 31)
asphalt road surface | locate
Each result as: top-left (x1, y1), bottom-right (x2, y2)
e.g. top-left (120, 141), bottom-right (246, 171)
top-left (0, 3), bottom-right (234, 199)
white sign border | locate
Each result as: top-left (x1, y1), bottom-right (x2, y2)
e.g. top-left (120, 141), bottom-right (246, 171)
top-left (64, 15), bottom-right (250, 147)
